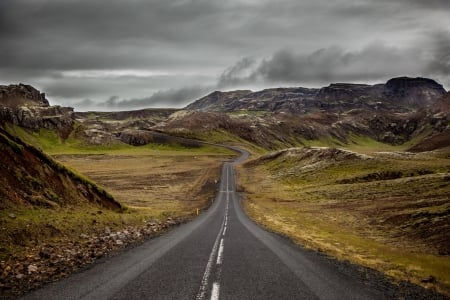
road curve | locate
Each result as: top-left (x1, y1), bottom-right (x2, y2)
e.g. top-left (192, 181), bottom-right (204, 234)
top-left (22, 147), bottom-right (418, 299)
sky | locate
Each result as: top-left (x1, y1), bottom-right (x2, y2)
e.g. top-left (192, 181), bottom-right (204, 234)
top-left (1, 0), bottom-right (449, 111)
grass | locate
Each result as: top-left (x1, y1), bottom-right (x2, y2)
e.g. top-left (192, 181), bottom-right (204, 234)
top-left (0, 206), bottom-right (151, 259)
top-left (239, 146), bottom-right (450, 296)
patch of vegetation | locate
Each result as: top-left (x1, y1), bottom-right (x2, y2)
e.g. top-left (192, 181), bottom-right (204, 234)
top-left (0, 132), bottom-right (24, 154)
top-left (337, 169), bottom-right (434, 184)
top-left (5, 124), bottom-right (234, 156)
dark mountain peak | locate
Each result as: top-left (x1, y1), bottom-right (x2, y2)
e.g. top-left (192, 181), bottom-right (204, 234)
top-left (385, 77), bottom-right (444, 91)
top-left (383, 77), bottom-right (446, 107)
top-left (0, 83), bottom-right (49, 108)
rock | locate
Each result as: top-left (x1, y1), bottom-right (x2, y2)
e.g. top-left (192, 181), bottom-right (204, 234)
top-left (27, 264), bottom-right (38, 274)
top-left (15, 273), bottom-right (25, 279)
top-left (115, 240), bottom-right (123, 246)
top-left (8, 213), bottom-right (16, 219)
top-left (39, 249), bottom-right (52, 259)
top-left (105, 226), bottom-right (111, 234)
top-left (79, 233), bottom-right (89, 239)
top-left (421, 275), bottom-right (437, 283)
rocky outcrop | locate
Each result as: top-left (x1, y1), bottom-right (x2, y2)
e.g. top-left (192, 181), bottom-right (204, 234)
top-left (0, 84), bottom-right (75, 138)
top-left (119, 129), bottom-right (201, 147)
top-left (0, 84), bottom-right (49, 108)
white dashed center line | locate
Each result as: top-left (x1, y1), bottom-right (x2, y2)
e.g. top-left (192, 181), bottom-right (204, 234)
top-left (196, 165), bottom-right (231, 300)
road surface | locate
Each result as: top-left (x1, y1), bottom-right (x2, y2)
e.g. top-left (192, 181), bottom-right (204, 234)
top-left (23, 147), bottom-right (410, 299)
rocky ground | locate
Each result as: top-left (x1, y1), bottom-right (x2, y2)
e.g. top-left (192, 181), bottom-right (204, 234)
top-left (0, 217), bottom-right (182, 298)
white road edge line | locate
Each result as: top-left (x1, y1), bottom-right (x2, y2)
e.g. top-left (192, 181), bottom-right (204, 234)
top-left (210, 282), bottom-right (220, 300)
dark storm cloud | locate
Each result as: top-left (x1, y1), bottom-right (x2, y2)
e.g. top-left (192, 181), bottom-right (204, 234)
top-left (0, 0), bottom-right (229, 70)
top-left (1, 0), bottom-right (449, 109)
top-left (218, 38), bottom-right (450, 88)
top-left (427, 31), bottom-right (450, 76)
top-left (218, 57), bottom-right (256, 88)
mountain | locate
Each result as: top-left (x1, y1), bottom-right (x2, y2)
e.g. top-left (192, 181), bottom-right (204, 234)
top-left (1, 77), bottom-right (449, 152)
top-left (165, 77), bottom-right (450, 150)
top-left (186, 77), bottom-right (446, 113)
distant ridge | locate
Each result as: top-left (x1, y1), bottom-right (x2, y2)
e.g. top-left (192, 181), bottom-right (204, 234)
top-left (186, 77), bottom-right (446, 113)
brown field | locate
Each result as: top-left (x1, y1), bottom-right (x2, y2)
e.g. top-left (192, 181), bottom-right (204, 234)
top-left (238, 147), bottom-right (450, 296)
top-left (55, 153), bottom-right (233, 216)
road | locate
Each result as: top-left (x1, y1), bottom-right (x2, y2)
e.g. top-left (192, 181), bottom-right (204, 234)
top-left (23, 147), bottom-right (399, 299)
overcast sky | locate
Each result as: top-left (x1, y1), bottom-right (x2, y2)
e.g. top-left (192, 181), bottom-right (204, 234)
top-left (1, 0), bottom-right (449, 111)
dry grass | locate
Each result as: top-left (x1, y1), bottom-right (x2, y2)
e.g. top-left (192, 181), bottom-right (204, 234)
top-left (55, 153), bottom-right (230, 215)
top-left (238, 147), bottom-right (450, 296)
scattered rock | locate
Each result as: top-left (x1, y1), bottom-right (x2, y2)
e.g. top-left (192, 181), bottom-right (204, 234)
top-left (421, 275), bottom-right (437, 284)
top-left (27, 264), bottom-right (38, 274)
top-left (39, 249), bottom-right (51, 259)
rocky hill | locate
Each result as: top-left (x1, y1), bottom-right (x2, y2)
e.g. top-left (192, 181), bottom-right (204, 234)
top-left (168, 77), bottom-right (450, 150)
top-left (0, 84), bottom-right (180, 147)
top-left (186, 77), bottom-right (446, 113)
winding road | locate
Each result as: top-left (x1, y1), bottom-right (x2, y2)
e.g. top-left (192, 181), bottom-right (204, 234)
top-left (23, 147), bottom-right (400, 299)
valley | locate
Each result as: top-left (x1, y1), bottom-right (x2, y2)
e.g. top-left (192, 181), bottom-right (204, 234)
top-left (1, 78), bottom-right (449, 298)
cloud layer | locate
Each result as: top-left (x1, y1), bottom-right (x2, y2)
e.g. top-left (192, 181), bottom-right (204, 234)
top-left (1, 0), bottom-right (448, 110)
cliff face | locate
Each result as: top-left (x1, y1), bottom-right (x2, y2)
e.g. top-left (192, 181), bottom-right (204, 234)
top-left (0, 84), bottom-right (49, 108)
top-left (384, 77), bottom-right (446, 107)
top-left (0, 84), bottom-right (74, 138)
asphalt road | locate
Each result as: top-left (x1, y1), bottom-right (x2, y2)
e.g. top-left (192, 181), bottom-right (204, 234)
top-left (21, 148), bottom-right (419, 300)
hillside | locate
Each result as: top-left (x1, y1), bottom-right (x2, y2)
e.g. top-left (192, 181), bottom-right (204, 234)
top-left (0, 128), bottom-right (121, 210)
top-left (239, 146), bottom-right (450, 294)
